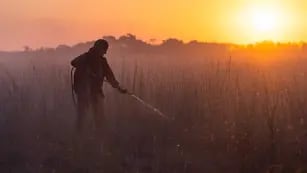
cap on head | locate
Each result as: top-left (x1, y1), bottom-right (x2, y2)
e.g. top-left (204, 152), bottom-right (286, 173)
top-left (93, 39), bottom-right (109, 50)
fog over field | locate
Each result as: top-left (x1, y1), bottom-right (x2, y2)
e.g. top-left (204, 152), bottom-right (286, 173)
top-left (1, 34), bottom-right (307, 172)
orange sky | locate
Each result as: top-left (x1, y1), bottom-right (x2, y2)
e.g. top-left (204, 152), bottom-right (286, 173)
top-left (0, 0), bottom-right (306, 50)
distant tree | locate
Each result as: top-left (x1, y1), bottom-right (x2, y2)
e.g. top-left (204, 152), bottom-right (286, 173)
top-left (103, 35), bottom-right (117, 43)
top-left (23, 46), bottom-right (32, 52)
top-left (149, 38), bottom-right (158, 44)
top-left (119, 33), bottom-right (137, 42)
top-left (162, 38), bottom-right (184, 46)
top-left (188, 40), bottom-right (200, 45)
top-left (56, 44), bottom-right (71, 51)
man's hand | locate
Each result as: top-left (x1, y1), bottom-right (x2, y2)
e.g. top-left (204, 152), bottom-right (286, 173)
top-left (118, 87), bottom-right (128, 94)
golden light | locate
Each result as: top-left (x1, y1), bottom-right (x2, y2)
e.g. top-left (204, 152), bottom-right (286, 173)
top-left (235, 3), bottom-right (292, 43)
top-left (251, 9), bottom-right (278, 32)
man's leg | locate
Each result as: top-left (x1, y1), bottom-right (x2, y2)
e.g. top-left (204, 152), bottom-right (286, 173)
top-left (91, 94), bottom-right (107, 165)
top-left (73, 94), bottom-right (91, 171)
top-left (92, 95), bottom-right (105, 133)
top-left (76, 94), bottom-right (89, 132)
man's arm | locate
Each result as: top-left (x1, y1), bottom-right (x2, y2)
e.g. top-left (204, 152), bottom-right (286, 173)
top-left (102, 57), bottom-right (120, 88)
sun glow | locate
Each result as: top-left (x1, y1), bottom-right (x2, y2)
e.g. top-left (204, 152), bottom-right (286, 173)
top-left (251, 8), bottom-right (279, 32)
top-left (236, 3), bottom-right (292, 43)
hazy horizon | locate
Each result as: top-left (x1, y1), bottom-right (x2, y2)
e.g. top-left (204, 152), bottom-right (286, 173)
top-left (2, 34), bottom-right (307, 52)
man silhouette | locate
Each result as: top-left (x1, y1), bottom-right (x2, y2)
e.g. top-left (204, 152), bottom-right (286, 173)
top-left (71, 39), bottom-right (127, 131)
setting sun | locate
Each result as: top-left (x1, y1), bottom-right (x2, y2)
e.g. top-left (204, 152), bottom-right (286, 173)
top-left (234, 2), bottom-right (293, 43)
top-left (251, 8), bottom-right (279, 32)
top-left (247, 5), bottom-right (287, 41)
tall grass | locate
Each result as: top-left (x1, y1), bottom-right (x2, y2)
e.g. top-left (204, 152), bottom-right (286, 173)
top-left (0, 52), bottom-right (307, 172)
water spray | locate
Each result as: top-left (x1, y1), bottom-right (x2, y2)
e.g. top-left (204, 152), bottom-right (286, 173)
top-left (105, 80), bottom-right (169, 119)
top-left (127, 92), bottom-right (169, 120)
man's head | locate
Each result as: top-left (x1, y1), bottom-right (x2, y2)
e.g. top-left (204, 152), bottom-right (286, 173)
top-left (93, 39), bottom-right (109, 55)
